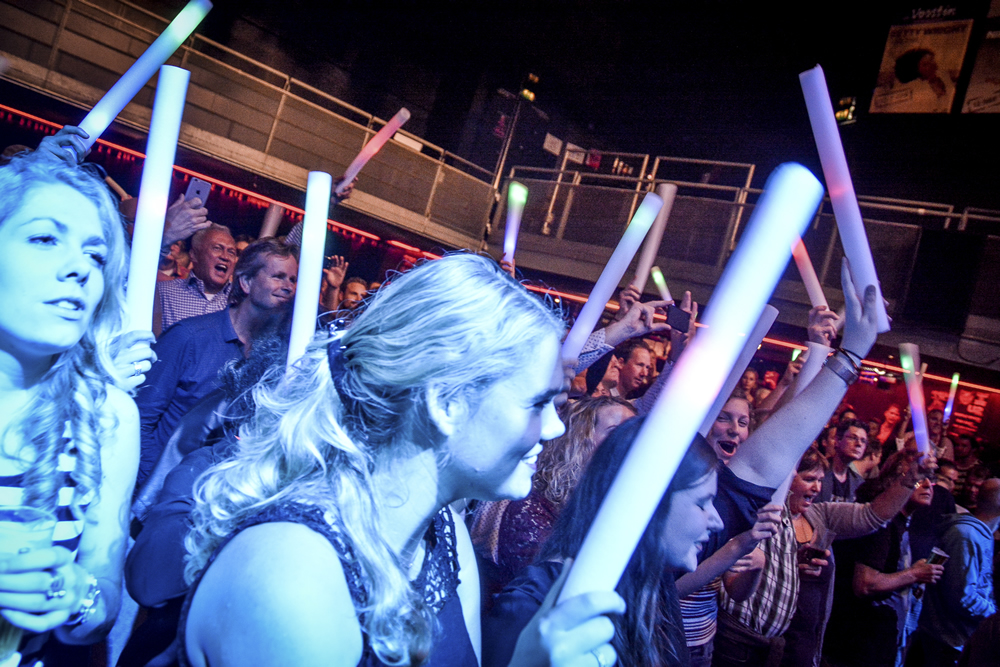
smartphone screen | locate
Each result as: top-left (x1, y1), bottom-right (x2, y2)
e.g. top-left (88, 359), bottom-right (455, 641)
top-left (666, 304), bottom-right (690, 333)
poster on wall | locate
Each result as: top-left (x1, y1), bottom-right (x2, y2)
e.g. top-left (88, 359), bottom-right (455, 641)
top-left (844, 373), bottom-right (1000, 441)
top-left (870, 20), bottom-right (974, 113)
top-left (962, 23), bottom-right (1000, 112)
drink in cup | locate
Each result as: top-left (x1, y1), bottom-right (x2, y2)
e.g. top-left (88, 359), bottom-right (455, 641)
top-left (0, 506), bottom-right (57, 662)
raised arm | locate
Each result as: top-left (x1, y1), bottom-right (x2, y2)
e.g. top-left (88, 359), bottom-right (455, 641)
top-left (728, 260), bottom-right (879, 488)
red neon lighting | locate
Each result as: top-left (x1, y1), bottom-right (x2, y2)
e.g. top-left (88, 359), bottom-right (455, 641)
top-left (0, 104), bottom-right (380, 241)
top-left (387, 240), bottom-right (420, 253)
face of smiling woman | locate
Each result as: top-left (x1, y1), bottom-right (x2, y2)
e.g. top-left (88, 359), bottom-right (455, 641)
top-left (443, 333), bottom-right (566, 502)
top-left (0, 182), bottom-right (107, 363)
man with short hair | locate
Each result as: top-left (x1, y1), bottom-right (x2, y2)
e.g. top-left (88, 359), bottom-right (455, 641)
top-left (136, 238), bottom-right (297, 489)
top-left (154, 223), bottom-right (238, 335)
top-left (611, 338), bottom-right (653, 399)
top-left (908, 479), bottom-right (1000, 667)
top-left (817, 419), bottom-right (869, 503)
top-left (340, 276), bottom-right (369, 310)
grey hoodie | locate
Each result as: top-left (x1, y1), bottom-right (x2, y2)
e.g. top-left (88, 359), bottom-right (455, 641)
top-left (917, 512), bottom-right (997, 648)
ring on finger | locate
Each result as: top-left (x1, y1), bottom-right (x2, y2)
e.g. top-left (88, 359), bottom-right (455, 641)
top-left (46, 571), bottom-right (67, 600)
top-left (132, 361), bottom-right (143, 377)
top-left (591, 646), bottom-right (611, 667)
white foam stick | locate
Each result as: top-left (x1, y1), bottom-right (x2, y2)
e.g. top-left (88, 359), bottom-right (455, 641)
top-left (125, 66), bottom-right (190, 331)
top-left (561, 193), bottom-right (664, 360)
top-left (260, 203), bottom-right (284, 238)
top-left (799, 65), bottom-right (889, 332)
top-left (791, 341), bottom-right (833, 398)
top-left (336, 108), bottom-right (411, 194)
top-left (697, 304), bottom-right (779, 437)
top-left (899, 343), bottom-right (930, 455)
top-left (559, 163), bottom-right (823, 602)
top-left (633, 183), bottom-right (678, 293)
top-left (286, 172), bottom-right (333, 368)
top-left (503, 182), bottom-right (528, 263)
top-left (78, 0), bottom-right (211, 149)
top-left (650, 266), bottom-right (673, 302)
top-left (791, 237), bottom-right (828, 308)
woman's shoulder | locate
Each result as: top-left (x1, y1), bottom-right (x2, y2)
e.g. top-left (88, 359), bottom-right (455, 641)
top-left (101, 383), bottom-right (139, 427)
top-left (187, 521), bottom-right (364, 667)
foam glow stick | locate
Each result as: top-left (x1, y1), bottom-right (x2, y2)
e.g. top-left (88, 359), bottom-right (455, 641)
top-left (899, 343), bottom-right (930, 455)
top-left (125, 66), bottom-right (190, 331)
top-left (697, 305), bottom-right (779, 436)
top-left (561, 193), bottom-right (664, 360)
top-left (799, 65), bottom-right (889, 332)
top-left (502, 182), bottom-right (528, 263)
top-left (286, 172), bottom-right (333, 368)
top-left (335, 108), bottom-right (411, 195)
top-left (792, 237), bottom-right (828, 308)
top-left (260, 203), bottom-right (284, 238)
top-left (650, 266), bottom-right (673, 302)
top-left (633, 183), bottom-right (678, 293)
top-left (943, 372), bottom-right (960, 423)
top-left (559, 163), bottom-right (823, 602)
top-left (792, 342), bottom-right (832, 398)
top-left (78, 0), bottom-right (211, 149)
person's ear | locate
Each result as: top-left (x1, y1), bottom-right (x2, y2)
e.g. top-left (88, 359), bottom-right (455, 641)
top-left (238, 272), bottom-right (253, 295)
top-left (426, 383), bottom-right (469, 437)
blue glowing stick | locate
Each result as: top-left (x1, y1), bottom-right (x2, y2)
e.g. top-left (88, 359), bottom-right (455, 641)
top-left (125, 66), bottom-right (190, 331)
top-left (559, 163), bottom-right (823, 602)
top-left (899, 343), bottom-right (930, 455)
top-left (287, 171), bottom-right (333, 368)
top-left (78, 0), bottom-right (211, 149)
top-left (943, 372), bottom-right (960, 423)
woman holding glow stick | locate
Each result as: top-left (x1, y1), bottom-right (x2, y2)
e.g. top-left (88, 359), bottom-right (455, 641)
top-left (0, 154), bottom-right (139, 663)
top-left (182, 253), bottom-right (624, 667)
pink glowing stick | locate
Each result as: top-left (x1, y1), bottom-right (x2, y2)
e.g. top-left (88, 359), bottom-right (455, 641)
top-left (286, 172), bottom-right (333, 368)
top-left (78, 0), bottom-right (211, 150)
top-left (561, 192), bottom-right (664, 361)
top-left (559, 163), bottom-right (823, 601)
top-left (260, 203), bottom-right (284, 238)
top-left (800, 65), bottom-right (889, 332)
top-left (125, 66), bottom-right (190, 331)
top-left (792, 237), bottom-right (828, 308)
top-left (335, 108), bottom-right (411, 195)
top-left (633, 183), bottom-right (678, 293)
top-left (503, 182), bottom-right (529, 263)
top-left (898, 343), bottom-right (930, 455)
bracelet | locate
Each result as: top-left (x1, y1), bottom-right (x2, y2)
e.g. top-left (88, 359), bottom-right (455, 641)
top-left (65, 574), bottom-right (100, 628)
top-left (825, 351), bottom-right (860, 386)
top-left (837, 346), bottom-right (864, 370)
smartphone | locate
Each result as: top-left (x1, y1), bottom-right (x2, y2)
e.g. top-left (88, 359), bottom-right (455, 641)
top-left (666, 304), bottom-right (691, 334)
top-left (185, 176), bottom-right (212, 205)
top-left (928, 548), bottom-right (950, 566)
top-left (798, 545), bottom-right (826, 563)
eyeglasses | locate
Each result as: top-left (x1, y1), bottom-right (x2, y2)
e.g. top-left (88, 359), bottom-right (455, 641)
top-left (844, 433), bottom-right (868, 445)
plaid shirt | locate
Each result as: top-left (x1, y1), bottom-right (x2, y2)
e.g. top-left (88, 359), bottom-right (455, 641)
top-left (157, 274), bottom-right (232, 332)
top-left (720, 504), bottom-right (800, 638)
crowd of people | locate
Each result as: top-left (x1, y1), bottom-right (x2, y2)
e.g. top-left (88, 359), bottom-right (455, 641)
top-left (0, 122), bottom-right (997, 667)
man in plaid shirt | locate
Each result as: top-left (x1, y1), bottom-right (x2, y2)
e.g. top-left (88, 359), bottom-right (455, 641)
top-left (153, 223), bottom-right (237, 335)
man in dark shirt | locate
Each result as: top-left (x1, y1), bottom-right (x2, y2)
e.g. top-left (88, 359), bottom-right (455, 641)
top-left (817, 419), bottom-right (869, 503)
top-left (135, 238), bottom-right (297, 489)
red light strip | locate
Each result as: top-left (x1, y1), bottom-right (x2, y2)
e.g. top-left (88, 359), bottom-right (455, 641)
top-left (0, 103), bottom-right (380, 241)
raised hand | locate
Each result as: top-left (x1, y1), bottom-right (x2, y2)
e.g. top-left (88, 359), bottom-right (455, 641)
top-left (807, 305), bottom-right (839, 346)
top-left (36, 126), bottom-right (91, 164)
top-left (162, 194), bottom-right (210, 247)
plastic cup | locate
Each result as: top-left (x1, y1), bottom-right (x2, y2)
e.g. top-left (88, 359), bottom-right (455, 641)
top-left (0, 506), bottom-right (57, 661)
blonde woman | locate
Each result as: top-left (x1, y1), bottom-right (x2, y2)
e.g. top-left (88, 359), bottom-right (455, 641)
top-left (182, 254), bottom-right (625, 667)
top-left (0, 154), bottom-right (138, 664)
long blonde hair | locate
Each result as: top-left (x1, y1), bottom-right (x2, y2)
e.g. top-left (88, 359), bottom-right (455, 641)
top-left (0, 153), bottom-right (128, 516)
top-left (186, 253), bottom-right (564, 665)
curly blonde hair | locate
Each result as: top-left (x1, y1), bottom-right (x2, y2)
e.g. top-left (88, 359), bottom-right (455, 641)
top-left (534, 396), bottom-right (636, 507)
top-left (0, 153), bottom-right (128, 517)
top-left (186, 253), bottom-right (564, 666)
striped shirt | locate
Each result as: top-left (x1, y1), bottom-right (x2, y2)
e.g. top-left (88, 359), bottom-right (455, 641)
top-left (156, 275), bottom-right (232, 332)
top-left (720, 504), bottom-right (800, 638)
top-left (0, 435), bottom-right (92, 555)
top-left (681, 577), bottom-right (723, 646)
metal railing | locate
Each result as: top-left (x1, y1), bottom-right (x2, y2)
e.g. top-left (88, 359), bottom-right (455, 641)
top-left (0, 0), bottom-right (495, 241)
